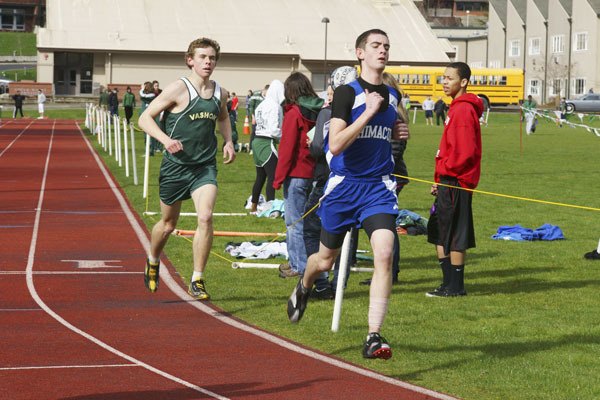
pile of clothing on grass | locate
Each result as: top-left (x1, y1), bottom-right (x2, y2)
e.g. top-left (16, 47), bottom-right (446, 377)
top-left (491, 224), bottom-right (564, 241)
top-left (396, 209), bottom-right (428, 235)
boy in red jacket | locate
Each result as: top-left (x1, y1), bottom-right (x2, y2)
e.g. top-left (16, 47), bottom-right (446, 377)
top-left (426, 62), bottom-right (483, 297)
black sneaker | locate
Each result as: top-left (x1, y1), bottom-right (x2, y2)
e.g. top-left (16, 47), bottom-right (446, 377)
top-left (584, 250), bottom-right (600, 260)
top-left (425, 284), bottom-right (446, 297)
top-left (188, 279), bottom-right (210, 300)
top-left (311, 285), bottom-right (334, 300)
top-left (287, 279), bottom-right (311, 323)
top-left (144, 259), bottom-right (160, 293)
top-left (426, 287), bottom-right (467, 298)
top-left (363, 332), bottom-right (392, 360)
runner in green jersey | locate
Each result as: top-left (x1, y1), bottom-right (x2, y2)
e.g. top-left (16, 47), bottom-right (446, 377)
top-left (139, 37), bottom-right (235, 301)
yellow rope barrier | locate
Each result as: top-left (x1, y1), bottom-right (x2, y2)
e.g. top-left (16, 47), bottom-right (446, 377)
top-left (396, 174), bottom-right (600, 212)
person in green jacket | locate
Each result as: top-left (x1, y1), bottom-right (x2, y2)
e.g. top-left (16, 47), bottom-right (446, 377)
top-left (123, 86), bottom-right (136, 124)
top-left (98, 88), bottom-right (109, 109)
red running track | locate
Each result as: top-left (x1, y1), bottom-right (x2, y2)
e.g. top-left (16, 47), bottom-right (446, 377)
top-left (0, 119), bottom-right (456, 400)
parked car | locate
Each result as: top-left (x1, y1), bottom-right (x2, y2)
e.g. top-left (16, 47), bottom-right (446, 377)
top-left (564, 93), bottom-right (600, 114)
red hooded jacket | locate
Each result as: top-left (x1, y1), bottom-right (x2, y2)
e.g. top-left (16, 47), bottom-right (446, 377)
top-left (434, 93), bottom-right (483, 189)
top-left (273, 100), bottom-right (322, 189)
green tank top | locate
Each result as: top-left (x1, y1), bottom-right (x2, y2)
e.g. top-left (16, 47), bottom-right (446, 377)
top-left (162, 77), bottom-right (221, 166)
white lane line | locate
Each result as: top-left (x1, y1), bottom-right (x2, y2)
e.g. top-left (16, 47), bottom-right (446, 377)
top-left (0, 308), bottom-right (41, 312)
top-left (0, 364), bottom-right (137, 371)
top-left (1, 271), bottom-right (142, 275)
top-left (79, 117), bottom-right (457, 398)
top-left (24, 121), bottom-right (228, 400)
top-left (0, 120), bottom-right (35, 159)
top-left (43, 211), bottom-right (123, 215)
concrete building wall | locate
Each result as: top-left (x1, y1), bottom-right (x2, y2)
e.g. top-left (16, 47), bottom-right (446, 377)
top-left (506, 0), bottom-right (526, 70)
top-left (570, 0), bottom-right (597, 93)
top-left (487, 4), bottom-right (506, 68)
top-left (524, 0), bottom-right (546, 101)
top-left (37, 0), bottom-right (452, 97)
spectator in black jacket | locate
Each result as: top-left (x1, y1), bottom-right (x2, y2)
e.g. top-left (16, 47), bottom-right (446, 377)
top-left (12, 90), bottom-right (26, 118)
top-left (434, 96), bottom-right (447, 126)
top-left (108, 88), bottom-right (119, 116)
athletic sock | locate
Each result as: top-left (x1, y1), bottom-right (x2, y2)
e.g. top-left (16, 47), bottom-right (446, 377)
top-left (368, 297), bottom-right (389, 332)
top-left (192, 271), bottom-right (204, 282)
top-left (148, 256), bottom-right (159, 265)
top-left (448, 264), bottom-right (465, 293)
top-left (439, 257), bottom-right (451, 287)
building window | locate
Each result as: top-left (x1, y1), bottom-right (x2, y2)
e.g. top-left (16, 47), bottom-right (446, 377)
top-left (552, 35), bottom-right (565, 53)
top-left (489, 60), bottom-right (501, 68)
top-left (551, 79), bottom-right (562, 96)
top-left (0, 8), bottom-right (25, 30)
top-left (574, 32), bottom-right (588, 51)
top-left (574, 78), bottom-right (586, 95)
top-left (529, 38), bottom-right (541, 55)
top-left (510, 40), bottom-right (520, 57)
top-left (529, 79), bottom-right (540, 95)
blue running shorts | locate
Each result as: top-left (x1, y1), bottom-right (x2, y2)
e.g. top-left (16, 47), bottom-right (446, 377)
top-left (317, 175), bottom-right (398, 235)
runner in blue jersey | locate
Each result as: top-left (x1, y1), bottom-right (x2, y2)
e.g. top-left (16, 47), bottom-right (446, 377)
top-left (287, 28), bottom-right (410, 360)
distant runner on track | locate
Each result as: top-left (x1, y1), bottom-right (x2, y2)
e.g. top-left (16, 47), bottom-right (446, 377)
top-left (139, 37), bottom-right (236, 300)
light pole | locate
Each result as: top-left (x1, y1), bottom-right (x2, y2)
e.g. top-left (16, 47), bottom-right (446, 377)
top-left (322, 17), bottom-right (330, 90)
top-left (466, 10), bottom-right (470, 27)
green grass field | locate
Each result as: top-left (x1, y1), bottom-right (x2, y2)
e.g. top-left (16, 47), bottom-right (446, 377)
top-left (83, 108), bottom-right (600, 400)
top-left (0, 32), bottom-right (36, 56)
top-left (0, 66), bottom-right (36, 82)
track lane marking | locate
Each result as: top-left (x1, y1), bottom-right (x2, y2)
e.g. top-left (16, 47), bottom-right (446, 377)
top-left (1, 271), bottom-right (142, 275)
top-left (24, 121), bottom-right (229, 400)
top-left (0, 120), bottom-right (35, 159)
top-left (0, 364), bottom-right (137, 371)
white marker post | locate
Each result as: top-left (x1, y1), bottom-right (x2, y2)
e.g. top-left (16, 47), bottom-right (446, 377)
top-left (331, 229), bottom-right (352, 332)
top-left (123, 119), bottom-right (129, 177)
top-left (130, 124), bottom-right (138, 185)
top-left (107, 111), bottom-right (112, 155)
top-left (142, 133), bottom-right (151, 198)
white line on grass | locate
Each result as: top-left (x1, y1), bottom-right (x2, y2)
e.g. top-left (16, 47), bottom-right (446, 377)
top-left (24, 121), bottom-right (228, 400)
top-left (78, 126), bottom-right (458, 399)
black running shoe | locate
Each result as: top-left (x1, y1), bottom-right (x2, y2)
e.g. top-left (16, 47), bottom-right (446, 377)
top-left (144, 259), bottom-right (160, 293)
top-left (363, 332), bottom-right (392, 360)
top-left (188, 279), bottom-right (210, 300)
top-left (426, 287), bottom-right (466, 298)
top-left (584, 250), bottom-right (600, 260)
top-left (425, 284), bottom-right (446, 297)
top-left (311, 285), bottom-right (334, 300)
top-left (287, 279), bottom-right (311, 323)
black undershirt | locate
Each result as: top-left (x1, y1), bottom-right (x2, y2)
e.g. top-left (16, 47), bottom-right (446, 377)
top-left (331, 77), bottom-right (390, 124)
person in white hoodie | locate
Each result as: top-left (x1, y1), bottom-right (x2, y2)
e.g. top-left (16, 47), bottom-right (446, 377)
top-left (37, 89), bottom-right (47, 119)
top-left (249, 80), bottom-right (285, 212)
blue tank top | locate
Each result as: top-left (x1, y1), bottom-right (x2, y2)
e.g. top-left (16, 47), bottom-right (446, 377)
top-left (326, 79), bottom-right (399, 179)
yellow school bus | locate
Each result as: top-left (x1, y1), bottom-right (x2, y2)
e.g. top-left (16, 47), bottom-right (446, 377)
top-left (384, 66), bottom-right (524, 109)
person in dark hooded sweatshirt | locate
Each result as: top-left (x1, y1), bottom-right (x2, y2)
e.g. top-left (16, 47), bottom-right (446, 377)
top-left (274, 72), bottom-right (324, 278)
top-left (426, 61), bottom-right (483, 298)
